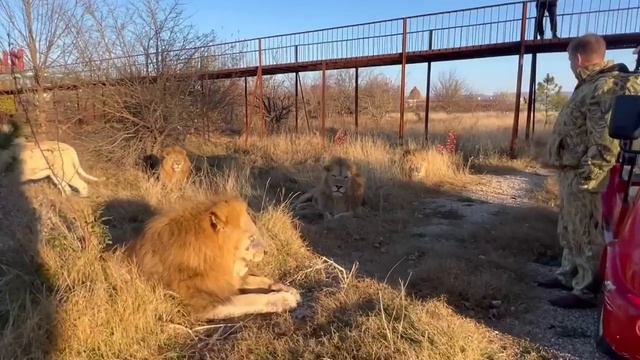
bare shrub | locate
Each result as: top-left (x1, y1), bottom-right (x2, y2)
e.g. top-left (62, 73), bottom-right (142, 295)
top-left (360, 73), bottom-right (398, 126)
top-left (432, 70), bottom-right (472, 113)
top-left (68, 0), bottom-right (241, 161)
top-left (0, 0), bottom-right (81, 132)
top-left (328, 69), bottom-right (355, 118)
top-left (259, 77), bottom-right (294, 131)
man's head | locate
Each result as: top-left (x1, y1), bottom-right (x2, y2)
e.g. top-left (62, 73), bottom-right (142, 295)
top-left (567, 33), bottom-right (606, 75)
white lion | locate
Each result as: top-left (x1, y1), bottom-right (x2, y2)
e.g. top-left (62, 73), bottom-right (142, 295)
top-left (1, 139), bottom-right (102, 197)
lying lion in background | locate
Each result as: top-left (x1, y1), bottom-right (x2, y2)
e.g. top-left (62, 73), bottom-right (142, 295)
top-left (294, 156), bottom-right (365, 220)
top-left (125, 196), bottom-right (301, 320)
top-left (159, 145), bottom-right (191, 186)
top-left (400, 149), bottom-right (426, 180)
top-left (0, 122), bottom-right (102, 197)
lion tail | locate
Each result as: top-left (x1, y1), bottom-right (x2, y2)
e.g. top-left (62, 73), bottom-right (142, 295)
top-left (77, 165), bottom-right (103, 181)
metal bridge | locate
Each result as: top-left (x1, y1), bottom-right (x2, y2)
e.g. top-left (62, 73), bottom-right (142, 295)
top-left (1, 0), bottom-right (639, 154)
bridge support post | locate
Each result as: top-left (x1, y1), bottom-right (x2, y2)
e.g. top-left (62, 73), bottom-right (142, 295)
top-left (525, 52), bottom-right (537, 141)
top-left (354, 67), bottom-right (359, 131)
top-left (321, 62), bottom-right (326, 145)
top-left (257, 38), bottom-right (266, 136)
top-left (294, 45), bottom-right (299, 133)
top-left (244, 76), bottom-right (249, 146)
top-left (532, 82), bottom-right (537, 136)
top-left (424, 30), bottom-right (433, 144)
top-left (399, 17), bottom-right (408, 143)
top-left (510, 2), bottom-right (528, 158)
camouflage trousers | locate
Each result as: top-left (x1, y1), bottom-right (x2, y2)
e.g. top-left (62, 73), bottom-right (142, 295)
top-left (555, 170), bottom-right (605, 298)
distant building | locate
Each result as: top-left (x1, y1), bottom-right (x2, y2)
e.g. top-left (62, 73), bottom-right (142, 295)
top-left (407, 86), bottom-right (422, 107)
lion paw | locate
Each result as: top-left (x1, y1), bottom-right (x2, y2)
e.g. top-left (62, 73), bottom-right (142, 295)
top-left (267, 290), bottom-right (301, 312)
top-left (269, 282), bottom-right (298, 294)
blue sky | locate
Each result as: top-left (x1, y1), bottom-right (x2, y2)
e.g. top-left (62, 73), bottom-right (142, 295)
top-left (186, 0), bottom-right (637, 94)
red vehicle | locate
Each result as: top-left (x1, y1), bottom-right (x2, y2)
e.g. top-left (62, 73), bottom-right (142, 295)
top-left (598, 95), bottom-right (640, 359)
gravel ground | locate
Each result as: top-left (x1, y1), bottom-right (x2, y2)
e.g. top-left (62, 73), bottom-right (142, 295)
top-left (423, 169), bottom-right (607, 359)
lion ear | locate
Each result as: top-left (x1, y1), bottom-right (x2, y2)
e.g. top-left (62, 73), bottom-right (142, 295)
top-left (323, 164), bottom-right (332, 172)
top-left (209, 205), bottom-right (228, 232)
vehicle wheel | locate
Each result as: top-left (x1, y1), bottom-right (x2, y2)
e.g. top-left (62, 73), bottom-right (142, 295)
top-left (596, 305), bottom-right (624, 359)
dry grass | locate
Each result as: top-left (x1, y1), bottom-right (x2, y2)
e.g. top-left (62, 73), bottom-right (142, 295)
top-left (0, 111), bottom-right (557, 359)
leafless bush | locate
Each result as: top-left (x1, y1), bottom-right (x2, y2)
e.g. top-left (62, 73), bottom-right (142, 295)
top-left (67, 0), bottom-right (241, 161)
top-left (328, 70), bottom-right (355, 118)
top-left (259, 77), bottom-right (294, 131)
top-left (432, 70), bottom-right (472, 113)
top-left (0, 0), bottom-right (81, 132)
top-left (360, 73), bottom-right (398, 125)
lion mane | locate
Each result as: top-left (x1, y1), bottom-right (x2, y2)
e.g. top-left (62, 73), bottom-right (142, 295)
top-left (125, 196), bottom-right (301, 320)
top-left (294, 156), bottom-right (365, 220)
top-left (400, 149), bottom-right (425, 180)
top-left (159, 145), bottom-right (191, 186)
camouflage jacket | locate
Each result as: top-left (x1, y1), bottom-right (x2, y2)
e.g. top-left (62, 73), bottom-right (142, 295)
top-left (547, 60), bottom-right (640, 192)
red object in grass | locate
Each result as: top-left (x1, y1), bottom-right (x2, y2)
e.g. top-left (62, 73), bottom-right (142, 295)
top-left (332, 129), bottom-right (348, 146)
top-left (599, 159), bottom-right (640, 359)
top-left (436, 129), bottom-right (457, 154)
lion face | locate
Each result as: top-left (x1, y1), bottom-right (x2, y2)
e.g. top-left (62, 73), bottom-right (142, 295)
top-left (170, 157), bottom-right (186, 172)
top-left (322, 157), bottom-right (356, 198)
top-left (159, 145), bottom-right (191, 185)
top-left (401, 150), bottom-right (424, 180)
top-left (209, 198), bottom-right (266, 278)
top-left (162, 146), bottom-right (188, 172)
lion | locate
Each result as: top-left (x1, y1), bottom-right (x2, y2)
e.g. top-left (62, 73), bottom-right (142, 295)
top-left (294, 156), bottom-right (365, 220)
top-left (125, 196), bottom-right (301, 320)
top-left (400, 149), bottom-right (426, 180)
top-left (0, 126), bottom-right (102, 197)
top-left (159, 145), bottom-right (191, 186)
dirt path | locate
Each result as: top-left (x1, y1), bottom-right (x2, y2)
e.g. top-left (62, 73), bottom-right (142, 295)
top-left (301, 168), bottom-right (604, 359)
top-left (449, 170), bottom-right (602, 360)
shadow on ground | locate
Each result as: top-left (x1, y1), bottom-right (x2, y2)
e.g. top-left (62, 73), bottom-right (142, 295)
top-left (0, 140), bottom-right (57, 358)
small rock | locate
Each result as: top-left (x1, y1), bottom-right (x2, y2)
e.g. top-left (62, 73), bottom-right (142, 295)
top-left (373, 242), bottom-right (381, 248)
top-left (380, 247), bottom-right (388, 254)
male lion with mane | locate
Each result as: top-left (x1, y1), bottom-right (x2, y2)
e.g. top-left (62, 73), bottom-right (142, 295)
top-left (294, 156), bottom-right (365, 220)
top-left (159, 145), bottom-right (191, 186)
top-left (400, 149), bottom-right (426, 180)
top-left (125, 196), bottom-right (301, 320)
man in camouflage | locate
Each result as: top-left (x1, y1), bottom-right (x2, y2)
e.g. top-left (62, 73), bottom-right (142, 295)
top-left (542, 33), bottom-right (640, 308)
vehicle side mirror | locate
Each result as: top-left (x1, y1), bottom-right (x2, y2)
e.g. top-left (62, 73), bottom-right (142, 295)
top-left (609, 95), bottom-right (640, 142)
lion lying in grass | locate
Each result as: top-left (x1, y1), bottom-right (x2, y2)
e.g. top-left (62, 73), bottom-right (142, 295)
top-left (400, 149), bottom-right (426, 180)
top-left (0, 122), bottom-right (102, 197)
top-left (294, 156), bottom-right (365, 220)
top-left (159, 145), bottom-right (191, 186)
top-left (125, 196), bottom-right (301, 320)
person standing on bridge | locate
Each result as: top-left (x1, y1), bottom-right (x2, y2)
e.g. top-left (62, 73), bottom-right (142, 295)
top-left (542, 33), bottom-right (640, 309)
top-left (634, 45), bottom-right (640, 72)
top-left (535, 0), bottom-right (559, 40)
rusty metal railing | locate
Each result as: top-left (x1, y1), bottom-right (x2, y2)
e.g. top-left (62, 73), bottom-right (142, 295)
top-left (1, 0), bottom-right (634, 88)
